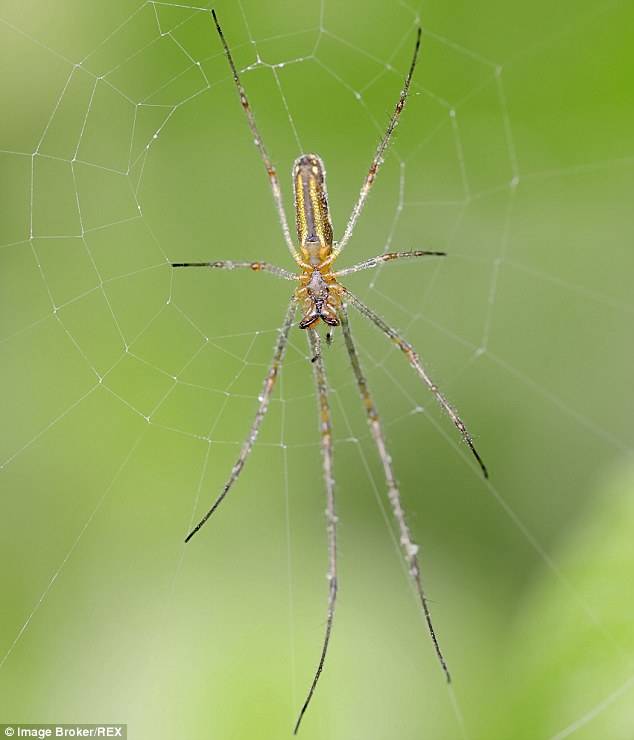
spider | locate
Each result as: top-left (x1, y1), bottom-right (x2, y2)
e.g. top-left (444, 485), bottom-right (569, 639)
top-left (172, 10), bottom-right (488, 734)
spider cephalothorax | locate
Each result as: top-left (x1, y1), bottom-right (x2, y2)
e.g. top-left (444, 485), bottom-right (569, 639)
top-left (172, 10), bottom-right (488, 735)
top-left (297, 267), bottom-right (341, 329)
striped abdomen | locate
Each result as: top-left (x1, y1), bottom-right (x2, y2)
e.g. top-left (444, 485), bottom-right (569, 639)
top-left (293, 154), bottom-right (334, 265)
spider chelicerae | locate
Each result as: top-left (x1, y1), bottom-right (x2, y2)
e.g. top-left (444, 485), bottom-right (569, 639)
top-left (172, 9), bottom-right (488, 734)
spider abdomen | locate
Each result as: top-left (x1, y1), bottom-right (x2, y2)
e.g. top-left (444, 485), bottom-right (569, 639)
top-left (293, 153), bottom-right (334, 265)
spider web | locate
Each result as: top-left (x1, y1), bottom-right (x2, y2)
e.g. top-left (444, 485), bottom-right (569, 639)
top-left (1, 0), bottom-right (633, 738)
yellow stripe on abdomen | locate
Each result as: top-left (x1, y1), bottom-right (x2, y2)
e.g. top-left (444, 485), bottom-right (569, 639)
top-left (292, 154), bottom-right (334, 262)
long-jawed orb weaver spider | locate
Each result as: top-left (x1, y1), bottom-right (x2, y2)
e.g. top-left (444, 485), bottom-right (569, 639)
top-left (172, 9), bottom-right (488, 734)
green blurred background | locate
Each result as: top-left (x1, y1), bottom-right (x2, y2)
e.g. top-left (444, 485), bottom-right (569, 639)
top-left (1, 0), bottom-right (633, 738)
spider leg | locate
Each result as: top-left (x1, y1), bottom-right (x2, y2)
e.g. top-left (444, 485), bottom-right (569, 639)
top-left (171, 260), bottom-right (297, 281)
top-left (334, 249), bottom-right (445, 278)
top-left (184, 297), bottom-right (297, 543)
top-left (339, 305), bottom-right (451, 681)
top-left (341, 286), bottom-right (488, 479)
top-left (324, 27), bottom-right (422, 265)
top-left (294, 328), bottom-right (338, 734)
top-left (211, 10), bottom-right (301, 264)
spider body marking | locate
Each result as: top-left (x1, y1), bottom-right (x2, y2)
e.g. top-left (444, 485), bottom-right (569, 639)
top-left (294, 154), bottom-right (342, 330)
top-left (172, 9), bottom-right (488, 734)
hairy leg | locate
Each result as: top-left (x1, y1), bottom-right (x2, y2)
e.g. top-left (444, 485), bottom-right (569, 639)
top-left (211, 10), bottom-right (301, 264)
top-left (294, 328), bottom-right (338, 734)
top-left (341, 286), bottom-right (488, 478)
top-left (184, 297), bottom-right (297, 542)
top-left (325, 27), bottom-right (422, 264)
top-left (334, 249), bottom-right (445, 278)
top-left (339, 305), bottom-right (450, 680)
top-left (172, 260), bottom-right (297, 280)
